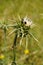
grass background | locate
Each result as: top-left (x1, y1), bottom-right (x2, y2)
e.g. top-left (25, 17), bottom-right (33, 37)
top-left (0, 0), bottom-right (43, 65)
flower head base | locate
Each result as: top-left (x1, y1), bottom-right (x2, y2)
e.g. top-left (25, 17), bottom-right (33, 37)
top-left (0, 54), bottom-right (4, 59)
top-left (24, 49), bottom-right (30, 55)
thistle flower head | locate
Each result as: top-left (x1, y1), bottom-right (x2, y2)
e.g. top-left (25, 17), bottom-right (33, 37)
top-left (21, 16), bottom-right (32, 27)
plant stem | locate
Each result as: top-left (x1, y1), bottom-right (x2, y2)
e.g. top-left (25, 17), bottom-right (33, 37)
top-left (12, 33), bottom-right (17, 65)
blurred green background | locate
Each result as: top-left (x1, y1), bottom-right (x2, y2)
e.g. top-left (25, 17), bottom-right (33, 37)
top-left (0, 0), bottom-right (43, 65)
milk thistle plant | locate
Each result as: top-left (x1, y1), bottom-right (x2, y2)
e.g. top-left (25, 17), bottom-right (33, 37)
top-left (8, 16), bottom-right (40, 65)
top-left (0, 16), bottom-right (41, 65)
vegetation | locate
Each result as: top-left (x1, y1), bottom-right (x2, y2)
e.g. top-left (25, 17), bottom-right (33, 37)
top-left (0, 0), bottom-right (43, 65)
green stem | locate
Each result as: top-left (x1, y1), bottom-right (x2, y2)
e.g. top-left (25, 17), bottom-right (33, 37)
top-left (12, 33), bottom-right (18, 65)
top-left (26, 35), bottom-right (28, 49)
